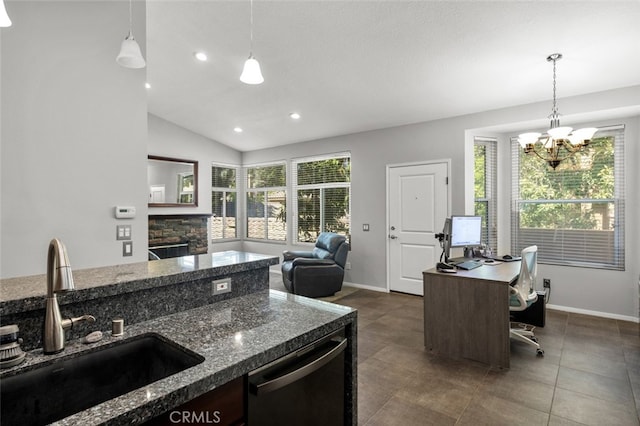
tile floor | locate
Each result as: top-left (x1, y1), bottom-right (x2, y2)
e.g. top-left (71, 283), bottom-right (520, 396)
top-left (334, 289), bottom-right (640, 426)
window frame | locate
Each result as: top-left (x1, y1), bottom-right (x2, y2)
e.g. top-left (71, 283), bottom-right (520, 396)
top-left (510, 124), bottom-right (625, 270)
top-left (474, 137), bottom-right (498, 251)
top-left (244, 161), bottom-right (287, 242)
top-left (210, 163), bottom-right (240, 241)
top-left (291, 152), bottom-right (351, 245)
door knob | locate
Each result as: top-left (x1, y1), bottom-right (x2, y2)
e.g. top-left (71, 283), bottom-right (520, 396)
top-left (389, 235), bottom-right (398, 239)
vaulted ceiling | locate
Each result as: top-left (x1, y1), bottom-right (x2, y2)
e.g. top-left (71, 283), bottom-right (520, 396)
top-left (146, 1), bottom-right (640, 152)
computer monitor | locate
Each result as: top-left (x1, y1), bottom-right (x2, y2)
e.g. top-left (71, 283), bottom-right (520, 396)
top-left (450, 215), bottom-right (482, 248)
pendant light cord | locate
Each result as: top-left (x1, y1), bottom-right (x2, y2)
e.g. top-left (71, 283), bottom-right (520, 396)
top-left (249, 0), bottom-right (254, 55)
top-left (128, 0), bottom-right (133, 37)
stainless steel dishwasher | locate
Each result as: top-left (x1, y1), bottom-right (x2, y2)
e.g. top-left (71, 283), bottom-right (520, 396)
top-left (247, 329), bottom-right (347, 425)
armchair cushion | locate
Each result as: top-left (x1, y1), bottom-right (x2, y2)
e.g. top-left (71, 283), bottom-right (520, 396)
top-left (280, 232), bottom-right (349, 298)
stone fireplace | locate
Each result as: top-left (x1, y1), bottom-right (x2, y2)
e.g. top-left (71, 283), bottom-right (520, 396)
top-left (148, 215), bottom-right (210, 259)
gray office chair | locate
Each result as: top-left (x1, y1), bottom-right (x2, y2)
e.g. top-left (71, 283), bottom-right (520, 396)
top-left (509, 245), bottom-right (544, 356)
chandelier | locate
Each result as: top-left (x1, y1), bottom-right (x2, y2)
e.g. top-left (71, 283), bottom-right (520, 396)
top-left (518, 53), bottom-right (597, 170)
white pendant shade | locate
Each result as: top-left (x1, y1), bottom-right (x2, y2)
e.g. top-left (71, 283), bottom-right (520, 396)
top-left (240, 56), bottom-right (264, 85)
top-left (116, 34), bottom-right (146, 69)
top-left (518, 132), bottom-right (541, 147)
top-left (547, 126), bottom-right (572, 139)
top-left (0, 0), bottom-right (12, 27)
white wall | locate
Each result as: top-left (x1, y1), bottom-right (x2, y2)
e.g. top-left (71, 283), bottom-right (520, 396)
top-left (147, 114), bottom-right (243, 253)
top-left (1, 1), bottom-right (148, 278)
top-left (242, 86), bottom-right (640, 320)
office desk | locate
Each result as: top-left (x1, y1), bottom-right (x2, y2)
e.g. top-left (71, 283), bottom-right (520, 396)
top-left (423, 261), bottom-right (521, 368)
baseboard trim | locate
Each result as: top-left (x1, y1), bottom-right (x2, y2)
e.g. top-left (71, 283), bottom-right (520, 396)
top-left (547, 304), bottom-right (639, 323)
top-left (342, 281), bottom-right (388, 293)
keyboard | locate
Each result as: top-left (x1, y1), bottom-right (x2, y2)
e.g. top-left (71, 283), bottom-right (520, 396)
top-left (456, 260), bottom-right (483, 270)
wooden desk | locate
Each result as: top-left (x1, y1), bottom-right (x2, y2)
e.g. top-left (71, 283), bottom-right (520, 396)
top-left (423, 261), bottom-right (521, 368)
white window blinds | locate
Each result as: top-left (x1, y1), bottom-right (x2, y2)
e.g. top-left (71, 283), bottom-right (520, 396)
top-left (211, 164), bottom-right (238, 240)
top-left (291, 153), bottom-right (351, 243)
top-left (245, 162), bottom-right (287, 241)
top-left (511, 125), bottom-right (625, 270)
top-left (474, 137), bottom-right (498, 251)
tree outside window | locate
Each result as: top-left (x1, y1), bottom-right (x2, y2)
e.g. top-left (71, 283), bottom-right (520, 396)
top-left (474, 138), bottom-right (497, 251)
top-left (293, 155), bottom-right (351, 243)
top-left (512, 126), bottom-right (624, 269)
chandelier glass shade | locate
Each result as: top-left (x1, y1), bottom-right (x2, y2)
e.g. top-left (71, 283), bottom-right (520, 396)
top-left (518, 53), bottom-right (597, 170)
top-left (0, 0), bottom-right (12, 27)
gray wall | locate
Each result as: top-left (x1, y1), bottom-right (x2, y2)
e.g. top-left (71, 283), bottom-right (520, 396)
top-left (1, 2), bottom-right (638, 320)
top-left (242, 86), bottom-right (640, 320)
top-left (147, 114), bottom-right (243, 253)
top-left (1, 1), bottom-right (148, 278)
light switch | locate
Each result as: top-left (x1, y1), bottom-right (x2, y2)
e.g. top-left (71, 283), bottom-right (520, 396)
top-left (123, 241), bottom-right (133, 256)
top-left (116, 225), bottom-right (131, 241)
top-left (363, 224), bottom-right (370, 231)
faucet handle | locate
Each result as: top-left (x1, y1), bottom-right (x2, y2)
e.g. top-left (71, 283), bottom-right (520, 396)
top-left (62, 315), bottom-right (96, 330)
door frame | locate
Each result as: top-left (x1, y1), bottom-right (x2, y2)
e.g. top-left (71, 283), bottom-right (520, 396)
top-left (385, 159), bottom-right (452, 292)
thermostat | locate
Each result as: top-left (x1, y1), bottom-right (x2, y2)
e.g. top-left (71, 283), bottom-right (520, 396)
top-left (115, 206), bottom-right (136, 219)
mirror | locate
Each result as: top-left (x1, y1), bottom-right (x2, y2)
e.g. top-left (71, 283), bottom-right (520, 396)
top-left (148, 155), bottom-right (198, 207)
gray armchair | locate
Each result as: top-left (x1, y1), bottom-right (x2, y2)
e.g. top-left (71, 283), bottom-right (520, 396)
top-left (281, 232), bottom-right (350, 298)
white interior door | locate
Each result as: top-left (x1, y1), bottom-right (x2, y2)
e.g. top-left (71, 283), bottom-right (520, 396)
top-left (150, 185), bottom-right (166, 203)
top-left (388, 162), bottom-right (448, 295)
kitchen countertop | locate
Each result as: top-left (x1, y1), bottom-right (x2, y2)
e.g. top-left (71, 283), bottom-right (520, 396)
top-left (0, 251), bottom-right (278, 315)
top-left (1, 289), bottom-right (357, 425)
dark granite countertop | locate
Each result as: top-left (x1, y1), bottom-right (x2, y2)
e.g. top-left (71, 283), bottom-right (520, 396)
top-left (0, 289), bottom-right (357, 425)
top-left (0, 251), bottom-right (279, 315)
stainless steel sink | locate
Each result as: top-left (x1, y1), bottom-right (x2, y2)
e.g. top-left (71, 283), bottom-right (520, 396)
top-left (0, 333), bottom-right (204, 426)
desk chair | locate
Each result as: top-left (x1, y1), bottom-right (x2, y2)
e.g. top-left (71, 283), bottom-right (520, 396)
top-left (509, 245), bottom-right (544, 356)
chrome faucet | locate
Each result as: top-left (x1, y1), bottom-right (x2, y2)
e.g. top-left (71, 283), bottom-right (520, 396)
top-left (43, 238), bottom-right (95, 354)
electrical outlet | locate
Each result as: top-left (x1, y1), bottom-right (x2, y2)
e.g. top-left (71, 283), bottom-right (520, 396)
top-left (543, 278), bottom-right (551, 288)
top-left (212, 278), bottom-right (232, 295)
top-left (345, 262), bottom-right (351, 270)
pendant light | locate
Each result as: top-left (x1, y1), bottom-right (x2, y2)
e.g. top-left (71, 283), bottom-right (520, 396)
top-left (0, 0), bottom-right (12, 27)
top-left (517, 53), bottom-right (597, 169)
top-left (240, 0), bottom-right (264, 84)
top-left (116, 0), bottom-right (146, 69)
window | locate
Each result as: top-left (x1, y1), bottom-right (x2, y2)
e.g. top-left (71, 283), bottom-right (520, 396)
top-left (511, 125), bottom-right (625, 270)
top-left (178, 172), bottom-right (195, 204)
top-left (474, 137), bottom-right (497, 251)
top-left (245, 163), bottom-right (287, 241)
top-left (291, 153), bottom-right (351, 243)
top-left (211, 165), bottom-right (238, 240)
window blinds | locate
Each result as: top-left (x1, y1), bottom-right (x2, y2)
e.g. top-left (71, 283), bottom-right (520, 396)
top-left (511, 125), bottom-right (625, 270)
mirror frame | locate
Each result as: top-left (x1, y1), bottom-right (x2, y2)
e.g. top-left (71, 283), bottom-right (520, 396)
top-left (148, 155), bottom-right (199, 207)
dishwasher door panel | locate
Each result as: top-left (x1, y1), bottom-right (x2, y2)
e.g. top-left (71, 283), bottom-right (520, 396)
top-left (247, 329), bottom-right (346, 426)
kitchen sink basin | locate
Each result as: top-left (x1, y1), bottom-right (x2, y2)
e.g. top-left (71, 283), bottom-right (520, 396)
top-left (0, 333), bottom-right (204, 426)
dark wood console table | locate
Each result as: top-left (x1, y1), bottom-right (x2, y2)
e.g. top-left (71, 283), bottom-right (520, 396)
top-left (422, 261), bottom-right (521, 368)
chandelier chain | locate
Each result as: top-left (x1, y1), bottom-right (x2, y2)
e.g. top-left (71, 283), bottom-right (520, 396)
top-left (551, 57), bottom-right (557, 117)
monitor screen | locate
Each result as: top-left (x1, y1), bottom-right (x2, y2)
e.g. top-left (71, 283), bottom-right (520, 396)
top-left (450, 215), bottom-right (482, 248)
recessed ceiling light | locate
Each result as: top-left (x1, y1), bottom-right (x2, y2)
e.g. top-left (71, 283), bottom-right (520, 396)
top-left (289, 112), bottom-right (301, 120)
top-left (194, 52), bottom-right (208, 62)
top-left (233, 127), bottom-right (243, 133)
top-left (145, 82), bottom-right (151, 89)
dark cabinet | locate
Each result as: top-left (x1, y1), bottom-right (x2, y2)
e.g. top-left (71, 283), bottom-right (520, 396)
top-left (146, 377), bottom-right (244, 426)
